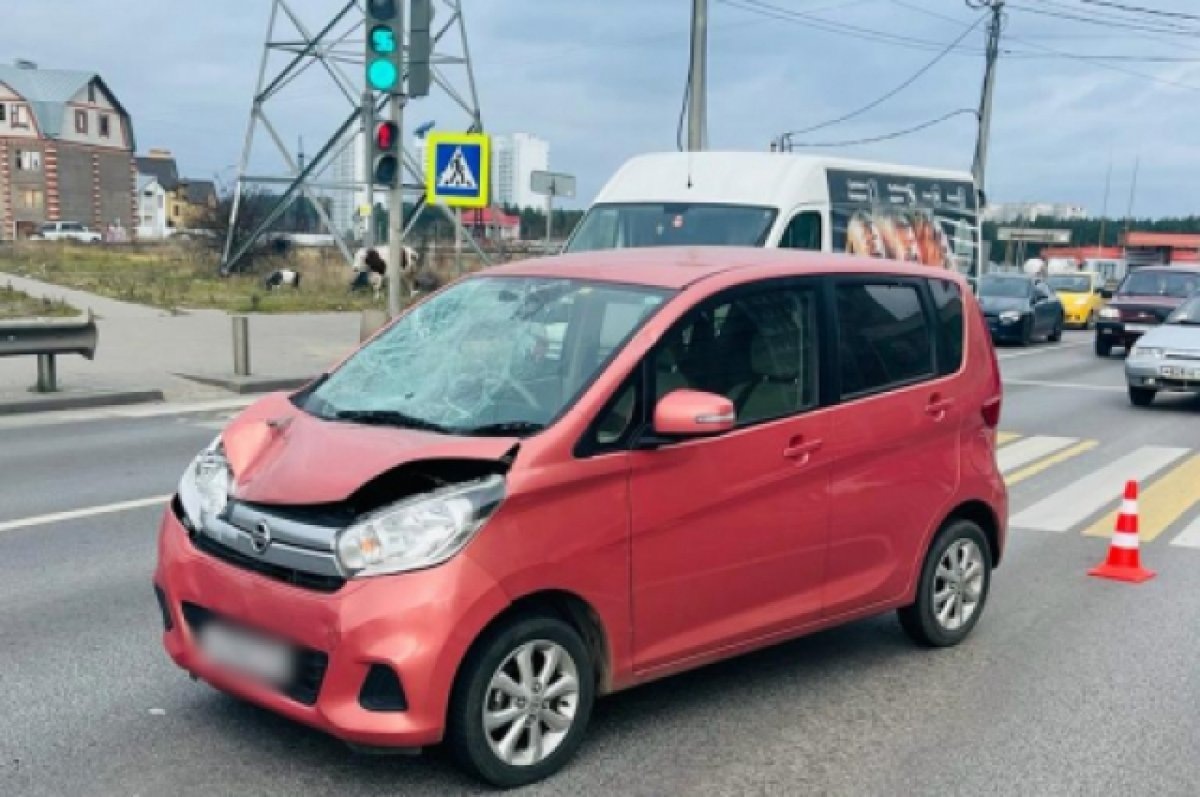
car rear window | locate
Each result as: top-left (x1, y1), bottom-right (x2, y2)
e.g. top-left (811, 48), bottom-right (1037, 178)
top-left (929, 279), bottom-right (964, 376)
top-left (836, 281), bottom-right (935, 398)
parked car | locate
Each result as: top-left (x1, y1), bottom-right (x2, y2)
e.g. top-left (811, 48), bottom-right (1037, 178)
top-left (154, 249), bottom-right (1007, 788)
top-left (977, 273), bottom-right (1064, 345)
top-left (1096, 265), bottom-right (1200, 357)
top-left (1047, 271), bottom-right (1106, 329)
top-left (1125, 294), bottom-right (1200, 406)
top-left (29, 221), bottom-right (102, 243)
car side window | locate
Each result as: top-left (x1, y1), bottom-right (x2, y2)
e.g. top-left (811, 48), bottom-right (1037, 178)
top-left (836, 281), bottom-right (935, 398)
top-left (928, 279), bottom-right (964, 377)
top-left (779, 211), bottom-right (822, 251)
top-left (652, 284), bottom-right (819, 426)
top-left (580, 370), bottom-right (643, 456)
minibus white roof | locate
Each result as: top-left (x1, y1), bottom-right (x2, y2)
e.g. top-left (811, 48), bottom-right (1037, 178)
top-left (592, 151), bottom-right (974, 209)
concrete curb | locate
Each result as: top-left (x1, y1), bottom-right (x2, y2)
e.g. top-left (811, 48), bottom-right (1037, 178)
top-left (175, 373), bottom-right (316, 395)
top-left (0, 389), bottom-right (165, 416)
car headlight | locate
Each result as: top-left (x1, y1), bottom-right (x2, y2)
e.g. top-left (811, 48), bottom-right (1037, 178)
top-left (1100, 307), bottom-right (1121, 320)
top-left (336, 474), bottom-right (505, 578)
top-left (999, 310), bottom-right (1022, 324)
top-left (1132, 346), bottom-right (1164, 359)
top-left (178, 436), bottom-right (232, 530)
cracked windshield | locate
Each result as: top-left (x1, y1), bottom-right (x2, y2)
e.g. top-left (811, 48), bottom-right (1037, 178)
top-left (301, 277), bottom-right (670, 435)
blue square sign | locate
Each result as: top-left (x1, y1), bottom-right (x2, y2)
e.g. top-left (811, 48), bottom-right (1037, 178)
top-left (426, 132), bottom-right (490, 209)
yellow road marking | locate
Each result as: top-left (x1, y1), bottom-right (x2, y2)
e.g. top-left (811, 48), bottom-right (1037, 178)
top-left (1084, 454), bottom-right (1200, 541)
top-left (1005, 440), bottom-right (1098, 487)
top-left (997, 432), bottom-right (1021, 446)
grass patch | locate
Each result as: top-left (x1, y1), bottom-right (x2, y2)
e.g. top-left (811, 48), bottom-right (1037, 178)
top-left (0, 242), bottom-right (389, 314)
top-left (0, 281), bottom-right (79, 320)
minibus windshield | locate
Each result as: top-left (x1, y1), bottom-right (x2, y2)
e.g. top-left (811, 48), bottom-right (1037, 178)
top-left (300, 276), bottom-right (672, 436)
top-left (566, 203), bottom-right (777, 252)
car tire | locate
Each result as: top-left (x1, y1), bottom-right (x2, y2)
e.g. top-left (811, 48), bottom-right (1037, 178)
top-left (1048, 318), bottom-right (1063, 342)
top-left (898, 519), bottom-right (992, 648)
top-left (1129, 387), bottom-right (1156, 407)
top-left (447, 614), bottom-right (595, 789)
top-left (1095, 336), bottom-right (1112, 358)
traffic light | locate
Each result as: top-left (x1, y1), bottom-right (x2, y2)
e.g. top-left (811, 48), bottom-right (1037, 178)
top-left (373, 121), bottom-right (399, 186)
top-left (409, 0), bottom-right (433, 98)
top-left (365, 0), bottom-right (401, 94)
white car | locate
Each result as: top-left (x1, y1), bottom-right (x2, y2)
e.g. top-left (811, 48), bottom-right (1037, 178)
top-left (31, 221), bottom-right (102, 243)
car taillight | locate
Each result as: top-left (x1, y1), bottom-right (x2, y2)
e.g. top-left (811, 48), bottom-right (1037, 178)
top-left (982, 396), bottom-right (1002, 429)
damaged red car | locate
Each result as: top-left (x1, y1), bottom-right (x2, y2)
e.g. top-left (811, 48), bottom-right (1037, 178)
top-left (154, 248), bottom-right (1006, 788)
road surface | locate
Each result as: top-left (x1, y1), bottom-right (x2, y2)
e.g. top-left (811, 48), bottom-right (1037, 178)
top-left (2, 330), bottom-right (1198, 796)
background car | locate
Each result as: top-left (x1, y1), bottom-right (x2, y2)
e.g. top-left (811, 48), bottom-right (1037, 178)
top-left (977, 273), bottom-right (1064, 346)
top-left (29, 221), bottom-right (102, 243)
top-left (1047, 271), bottom-right (1106, 329)
top-left (1125, 294), bottom-right (1200, 406)
top-left (1096, 265), bottom-right (1200, 357)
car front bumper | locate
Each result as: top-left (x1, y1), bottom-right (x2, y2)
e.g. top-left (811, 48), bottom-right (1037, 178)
top-left (1126, 359), bottom-right (1200, 393)
top-left (1063, 305), bottom-right (1094, 326)
top-left (154, 504), bottom-right (510, 749)
top-left (985, 315), bottom-right (1027, 341)
top-left (1097, 321), bottom-right (1149, 348)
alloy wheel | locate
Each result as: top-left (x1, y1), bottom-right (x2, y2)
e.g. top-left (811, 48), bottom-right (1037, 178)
top-left (482, 640), bottom-right (580, 767)
top-left (931, 539), bottom-right (985, 632)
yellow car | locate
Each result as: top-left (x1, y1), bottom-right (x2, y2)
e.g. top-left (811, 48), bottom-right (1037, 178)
top-left (1047, 271), bottom-right (1108, 329)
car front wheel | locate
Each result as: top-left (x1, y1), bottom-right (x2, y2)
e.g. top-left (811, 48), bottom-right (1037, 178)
top-left (899, 519), bottom-right (992, 647)
top-left (1129, 387), bottom-right (1156, 407)
top-left (1095, 336), bottom-right (1112, 357)
top-left (1048, 317), bottom-right (1063, 342)
top-left (447, 615), bottom-right (595, 788)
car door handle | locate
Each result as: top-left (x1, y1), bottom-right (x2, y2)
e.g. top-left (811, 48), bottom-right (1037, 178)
top-left (925, 396), bottom-right (956, 419)
top-left (783, 437), bottom-right (823, 462)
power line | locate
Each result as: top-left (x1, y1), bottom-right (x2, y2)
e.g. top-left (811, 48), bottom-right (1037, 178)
top-left (1079, 0), bottom-right (1200, 23)
top-left (1005, 1), bottom-right (1200, 36)
top-left (778, 13), bottom-right (986, 142)
top-left (782, 107), bottom-right (978, 148)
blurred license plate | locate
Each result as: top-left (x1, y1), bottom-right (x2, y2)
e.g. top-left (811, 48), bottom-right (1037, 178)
top-left (1161, 365), bottom-right (1200, 379)
top-left (1125, 323), bottom-right (1152, 332)
top-left (199, 622), bottom-right (294, 686)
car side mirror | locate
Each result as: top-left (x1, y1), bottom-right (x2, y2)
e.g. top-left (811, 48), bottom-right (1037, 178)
top-left (653, 389), bottom-right (735, 437)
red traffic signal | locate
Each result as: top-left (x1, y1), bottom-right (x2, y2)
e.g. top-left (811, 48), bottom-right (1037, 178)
top-left (375, 121), bottom-right (398, 152)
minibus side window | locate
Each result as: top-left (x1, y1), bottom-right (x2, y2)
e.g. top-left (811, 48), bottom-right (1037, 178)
top-left (779, 211), bottom-right (822, 251)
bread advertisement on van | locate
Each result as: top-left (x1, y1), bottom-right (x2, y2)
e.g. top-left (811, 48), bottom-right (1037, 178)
top-left (829, 169), bottom-right (978, 273)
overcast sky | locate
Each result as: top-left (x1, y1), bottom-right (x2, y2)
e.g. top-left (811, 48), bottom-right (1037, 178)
top-left (8, 0), bottom-right (1200, 215)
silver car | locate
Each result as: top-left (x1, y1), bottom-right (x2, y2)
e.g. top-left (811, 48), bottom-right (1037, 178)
top-left (1125, 295), bottom-right (1200, 406)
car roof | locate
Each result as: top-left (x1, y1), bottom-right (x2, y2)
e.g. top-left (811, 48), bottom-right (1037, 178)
top-left (1129, 264), bottom-right (1200, 274)
top-left (487, 247), bottom-right (969, 290)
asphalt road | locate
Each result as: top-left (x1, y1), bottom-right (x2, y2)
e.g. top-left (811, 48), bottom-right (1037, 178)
top-left (2, 330), bottom-right (1199, 796)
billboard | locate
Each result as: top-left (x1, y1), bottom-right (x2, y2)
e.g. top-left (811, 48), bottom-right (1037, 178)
top-left (827, 169), bottom-right (979, 274)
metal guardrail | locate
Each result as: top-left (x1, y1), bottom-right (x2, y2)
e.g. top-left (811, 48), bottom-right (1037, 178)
top-left (0, 311), bottom-right (99, 392)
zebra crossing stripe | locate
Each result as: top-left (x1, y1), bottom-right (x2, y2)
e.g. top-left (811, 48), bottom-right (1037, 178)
top-left (1009, 446), bottom-right (1189, 532)
top-left (1084, 454), bottom-right (1200, 542)
top-left (1169, 512), bottom-right (1200, 549)
top-left (997, 432), bottom-right (1021, 446)
top-left (997, 436), bottom-right (1078, 474)
top-left (1004, 440), bottom-right (1097, 487)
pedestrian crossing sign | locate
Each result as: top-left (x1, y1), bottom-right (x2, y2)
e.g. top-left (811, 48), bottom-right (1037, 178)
top-left (426, 132), bottom-right (490, 209)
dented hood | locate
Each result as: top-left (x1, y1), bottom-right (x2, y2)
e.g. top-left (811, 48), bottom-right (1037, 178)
top-left (221, 393), bottom-right (517, 505)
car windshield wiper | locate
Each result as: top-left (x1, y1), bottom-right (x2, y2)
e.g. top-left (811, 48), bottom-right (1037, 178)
top-left (462, 421), bottom-right (546, 437)
top-left (332, 409), bottom-right (450, 434)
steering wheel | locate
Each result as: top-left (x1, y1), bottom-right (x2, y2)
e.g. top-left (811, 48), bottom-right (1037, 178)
top-left (498, 372), bottom-right (541, 411)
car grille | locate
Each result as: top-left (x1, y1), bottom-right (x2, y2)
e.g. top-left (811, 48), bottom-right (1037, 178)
top-left (174, 496), bottom-right (346, 593)
top-left (181, 602), bottom-right (329, 706)
top-left (1115, 305), bottom-right (1170, 323)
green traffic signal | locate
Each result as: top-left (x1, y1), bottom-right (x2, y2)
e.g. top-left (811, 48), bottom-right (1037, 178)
top-left (367, 59), bottom-right (399, 91)
top-left (369, 25), bottom-right (396, 55)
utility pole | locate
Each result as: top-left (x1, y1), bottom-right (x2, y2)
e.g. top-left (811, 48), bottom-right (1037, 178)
top-left (687, 0), bottom-right (708, 151)
top-left (387, 93), bottom-right (405, 318)
top-left (1098, 154), bottom-right (1112, 249)
top-left (1124, 155), bottom-right (1140, 242)
top-left (970, 0), bottom-right (1004, 198)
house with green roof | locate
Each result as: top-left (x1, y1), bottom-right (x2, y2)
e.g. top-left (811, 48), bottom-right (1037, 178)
top-left (0, 59), bottom-right (136, 240)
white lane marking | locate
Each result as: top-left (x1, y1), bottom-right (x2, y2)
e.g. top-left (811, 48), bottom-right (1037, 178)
top-left (1009, 446), bottom-right (1190, 532)
top-left (1169, 513), bottom-right (1200, 549)
top-left (0, 397), bottom-right (255, 430)
top-left (996, 436), bottom-right (1078, 474)
top-left (997, 342), bottom-right (1087, 361)
top-left (0, 495), bottom-right (171, 534)
top-left (1003, 379), bottom-right (1125, 393)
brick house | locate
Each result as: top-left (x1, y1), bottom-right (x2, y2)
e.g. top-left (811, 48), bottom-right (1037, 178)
top-left (0, 60), bottom-right (136, 240)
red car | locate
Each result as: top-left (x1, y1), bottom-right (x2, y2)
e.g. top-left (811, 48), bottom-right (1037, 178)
top-left (155, 248), bottom-right (1007, 788)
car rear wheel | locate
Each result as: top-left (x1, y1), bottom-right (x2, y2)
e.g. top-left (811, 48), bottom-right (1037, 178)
top-left (1095, 336), bottom-right (1112, 357)
top-left (1018, 318), bottom-right (1033, 347)
top-left (898, 519), bottom-right (991, 648)
top-left (1129, 387), bottom-right (1156, 407)
top-left (447, 615), bottom-right (595, 788)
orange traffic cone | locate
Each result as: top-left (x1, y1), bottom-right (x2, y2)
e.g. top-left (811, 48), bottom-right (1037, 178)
top-left (1089, 480), bottom-right (1156, 583)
